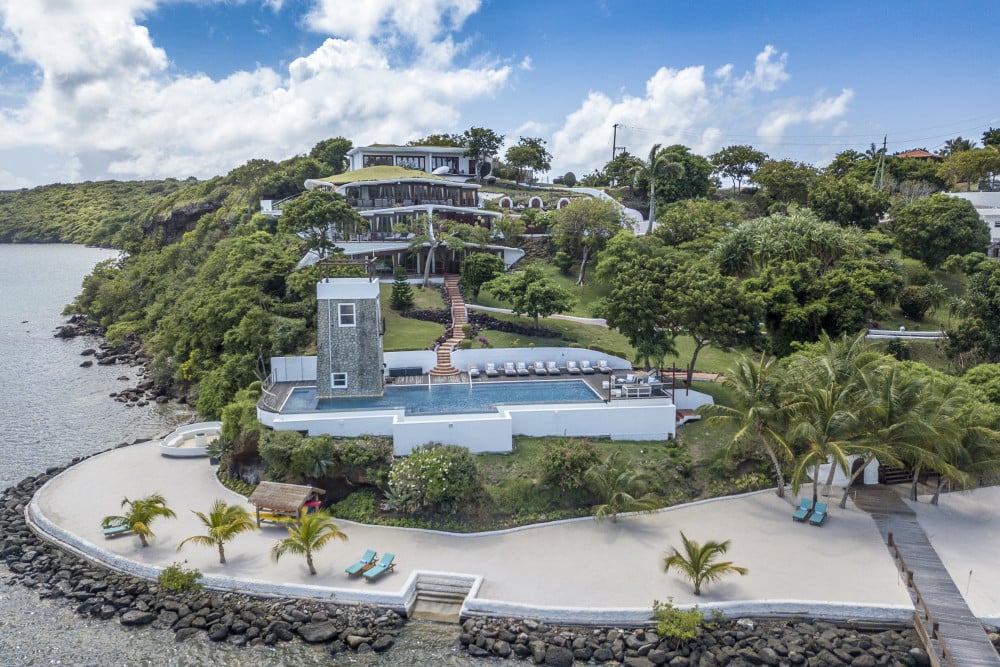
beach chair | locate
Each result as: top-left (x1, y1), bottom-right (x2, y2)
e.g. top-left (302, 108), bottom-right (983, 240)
top-left (532, 361), bottom-right (547, 375)
top-left (485, 362), bottom-right (499, 377)
top-left (792, 498), bottom-right (812, 522)
top-left (596, 360), bottom-right (611, 374)
top-left (580, 360), bottom-right (596, 374)
top-left (809, 502), bottom-right (828, 526)
top-left (566, 360), bottom-right (581, 374)
top-left (504, 361), bottom-right (516, 376)
top-left (516, 361), bottom-right (531, 376)
top-left (363, 552), bottom-right (396, 581)
top-left (546, 361), bottom-right (561, 375)
top-left (345, 549), bottom-right (378, 576)
top-left (467, 364), bottom-right (480, 379)
top-left (102, 516), bottom-right (132, 538)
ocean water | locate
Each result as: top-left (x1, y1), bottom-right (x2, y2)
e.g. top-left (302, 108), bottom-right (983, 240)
top-left (0, 244), bottom-right (490, 666)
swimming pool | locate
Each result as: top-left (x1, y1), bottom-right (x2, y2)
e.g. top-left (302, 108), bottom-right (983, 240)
top-left (282, 380), bottom-right (603, 415)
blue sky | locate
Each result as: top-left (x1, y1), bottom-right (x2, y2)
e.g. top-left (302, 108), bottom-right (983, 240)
top-left (0, 0), bottom-right (997, 189)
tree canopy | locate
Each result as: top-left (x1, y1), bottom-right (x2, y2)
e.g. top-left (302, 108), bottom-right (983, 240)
top-left (504, 137), bottom-right (552, 182)
top-left (482, 265), bottom-right (574, 330)
top-left (462, 127), bottom-right (504, 181)
top-left (308, 137), bottom-right (352, 174)
top-left (890, 194), bottom-right (988, 269)
top-left (710, 144), bottom-right (768, 193)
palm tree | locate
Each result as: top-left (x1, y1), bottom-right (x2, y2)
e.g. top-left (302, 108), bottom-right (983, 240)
top-left (662, 532), bottom-right (748, 596)
top-left (177, 500), bottom-right (258, 564)
top-left (102, 493), bottom-right (176, 548)
top-left (583, 451), bottom-right (659, 523)
top-left (701, 353), bottom-right (793, 497)
top-left (630, 143), bottom-right (684, 235)
top-left (270, 511), bottom-right (347, 575)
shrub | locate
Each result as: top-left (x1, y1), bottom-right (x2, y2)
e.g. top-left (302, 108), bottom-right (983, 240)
top-left (652, 599), bottom-right (702, 645)
top-left (328, 489), bottom-right (378, 523)
top-left (461, 323), bottom-right (473, 337)
top-left (537, 439), bottom-right (601, 491)
top-left (387, 444), bottom-right (480, 513)
top-left (898, 285), bottom-right (929, 320)
top-left (158, 562), bottom-right (203, 592)
top-left (390, 266), bottom-right (415, 311)
top-left (459, 339), bottom-right (473, 349)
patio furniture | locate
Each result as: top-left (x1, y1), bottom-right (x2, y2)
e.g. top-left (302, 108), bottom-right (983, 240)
top-left (566, 361), bottom-right (581, 374)
top-left (792, 498), bottom-right (813, 522)
top-left (102, 516), bottom-right (132, 538)
top-left (468, 364), bottom-right (480, 378)
top-left (809, 502), bottom-right (828, 526)
top-left (596, 360), bottom-right (611, 374)
top-left (485, 363), bottom-right (499, 377)
top-left (345, 549), bottom-right (378, 576)
top-left (516, 362), bottom-right (531, 376)
top-left (580, 360), bottom-right (596, 374)
top-left (363, 552), bottom-right (396, 581)
top-left (532, 361), bottom-right (547, 375)
top-left (546, 361), bottom-right (562, 375)
top-left (503, 361), bottom-right (516, 376)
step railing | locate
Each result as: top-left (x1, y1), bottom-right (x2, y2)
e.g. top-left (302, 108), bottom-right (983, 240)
top-left (887, 532), bottom-right (955, 667)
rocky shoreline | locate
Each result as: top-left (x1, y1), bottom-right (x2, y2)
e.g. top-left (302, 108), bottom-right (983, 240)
top-left (0, 451), bottom-right (404, 658)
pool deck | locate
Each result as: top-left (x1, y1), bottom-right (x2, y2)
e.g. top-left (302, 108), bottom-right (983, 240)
top-left (26, 439), bottom-right (1000, 626)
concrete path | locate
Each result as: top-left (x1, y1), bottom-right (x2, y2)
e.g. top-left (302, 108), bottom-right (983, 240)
top-left (28, 441), bottom-right (1000, 625)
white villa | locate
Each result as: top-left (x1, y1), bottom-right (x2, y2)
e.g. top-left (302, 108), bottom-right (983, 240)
top-left (949, 192), bottom-right (1000, 258)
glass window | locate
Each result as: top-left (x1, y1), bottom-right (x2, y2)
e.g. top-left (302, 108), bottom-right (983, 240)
top-left (338, 303), bottom-right (355, 327)
top-left (331, 373), bottom-right (347, 388)
top-left (395, 156), bottom-right (425, 170)
top-left (363, 155), bottom-right (393, 167)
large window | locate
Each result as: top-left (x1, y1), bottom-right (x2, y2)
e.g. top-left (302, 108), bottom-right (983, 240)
top-left (395, 156), bottom-right (425, 170)
top-left (432, 157), bottom-right (458, 173)
top-left (338, 303), bottom-right (355, 327)
top-left (331, 373), bottom-right (347, 388)
top-left (363, 155), bottom-right (393, 167)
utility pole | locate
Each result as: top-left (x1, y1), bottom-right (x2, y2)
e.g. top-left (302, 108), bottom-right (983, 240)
top-left (612, 123), bottom-right (620, 164)
top-left (872, 135), bottom-right (887, 190)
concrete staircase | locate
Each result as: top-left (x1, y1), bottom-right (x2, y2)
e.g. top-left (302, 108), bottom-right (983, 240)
top-left (408, 574), bottom-right (474, 623)
top-left (428, 276), bottom-right (465, 377)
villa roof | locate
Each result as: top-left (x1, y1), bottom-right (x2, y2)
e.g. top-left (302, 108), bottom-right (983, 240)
top-left (349, 144), bottom-right (465, 155)
top-left (248, 481), bottom-right (324, 512)
top-left (314, 166), bottom-right (450, 185)
top-left (894, 148), bottom-right (943, 161)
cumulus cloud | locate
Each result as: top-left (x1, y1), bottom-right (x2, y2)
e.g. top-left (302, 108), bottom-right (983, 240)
top-left (735, 44), bottom-right (788, 92)
top-left (757, 88), bottom-right (855, 139)
top-left (0, 0), bottom-right (509, 186)
top-left (519, 56), bottom-right (533, 71)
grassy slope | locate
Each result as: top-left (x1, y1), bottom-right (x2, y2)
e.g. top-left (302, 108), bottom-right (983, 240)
top-left (380, 283), bottom-right (447, 352)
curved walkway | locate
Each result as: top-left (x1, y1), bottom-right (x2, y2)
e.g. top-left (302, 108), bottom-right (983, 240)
top-left (26, 440), bottom-right (1000, 626)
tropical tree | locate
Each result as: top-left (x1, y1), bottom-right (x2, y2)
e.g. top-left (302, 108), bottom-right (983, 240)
top-left (482, 265), bottom-right (574, 330)
top-left (308, 136), bottom-right (352, 174)
top-left (270, 511), bottom-right (348, 575)
top-left (177, 499), bottom-right (258, 564)
top-left (229, 158), bottom-right (279, 217)
top-left (662, 532), bottom-right (748, 596)
top-left (710, 144), bottom-right (767, 193)
top-left (808, 176), bottom-right (891, 229)
top-left (701, 354), bottom-right (793, 497)
top-left (103, 493), bottom-right (176, 548)
top-left (389, 265), bottom-right (415, 311)
top-left (940, 136), bottom-right (975, 157)
top-left (583, 451), bottom-right (659, 523)
top-left (504, 137), bottom-right (552, 182)
top-left (550, 197), bottom-right (625, 285)
top-left (407, 216), bottom-right (486, 287)
top-left (750, 159), bottom-right (819, 207)
top-left (279, 189), bottom-right (366, 259)
top-left (631, 143), bottom-right (685, 235)
top-left (890, 194), bottom-right (988, 269)
top-left (462, 127), bottom-right (504, 181)
top-left (459, 252), bottom-right (504, 301)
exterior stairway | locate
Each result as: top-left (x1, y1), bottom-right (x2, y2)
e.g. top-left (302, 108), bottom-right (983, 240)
top-left (428, 276), bottom-right (465, 377)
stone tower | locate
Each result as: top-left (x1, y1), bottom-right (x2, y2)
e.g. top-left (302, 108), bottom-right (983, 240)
top-left (315, 277), bottom-right (384, 399)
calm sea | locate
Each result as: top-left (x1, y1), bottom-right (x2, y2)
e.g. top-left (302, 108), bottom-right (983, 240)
top-left (0, 244), bottom-right (486, 666)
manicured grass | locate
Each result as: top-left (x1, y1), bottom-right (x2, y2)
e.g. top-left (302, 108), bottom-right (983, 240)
top-left (380, 284), bottom-right (446, 352)
top-left (475, 259), bottom-right (610, 319)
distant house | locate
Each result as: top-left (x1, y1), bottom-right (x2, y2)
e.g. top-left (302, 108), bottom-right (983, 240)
top-left (894, 148), bottom-right (944, 162)
top-left (346, 145), bottom-right (489, 180)
top-left (949, 192), bottom-right (1000, 257)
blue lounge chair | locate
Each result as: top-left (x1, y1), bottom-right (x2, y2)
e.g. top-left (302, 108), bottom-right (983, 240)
top-left (809, 502), bottom-right (828, 526)
top-left (363, 552), bottom-right (396, 581)
top-left (792, 498), bottom-right (812, 522)
top-left (102, 516), bottom-right (132, 538)
top-left (345, 549), bottom-right (378, 576)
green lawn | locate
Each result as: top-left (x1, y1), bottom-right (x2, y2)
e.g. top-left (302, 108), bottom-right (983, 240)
top-left (475, 259), bottom-right (610, 319)
top-left (380, 284), bottom-right (447, 352)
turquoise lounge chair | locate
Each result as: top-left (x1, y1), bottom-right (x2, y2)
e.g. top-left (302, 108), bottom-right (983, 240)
top-left (792, 498), bottom-right (812, 522)
top-left (102, 516), bottom-right (133, 538)
top-left (363, 552), bottom-right (396, 581)
top-left (809, 502), bottom-right (828, 526)
top-left (345, 549), bottom-right (378, 576)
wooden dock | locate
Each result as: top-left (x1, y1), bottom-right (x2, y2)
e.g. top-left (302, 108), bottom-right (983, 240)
top-left (854, 485), bottom-right (1000, 666)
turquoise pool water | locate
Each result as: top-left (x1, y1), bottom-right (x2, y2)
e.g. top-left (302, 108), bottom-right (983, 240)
top-left (282, 380), bottom-right (602, 415)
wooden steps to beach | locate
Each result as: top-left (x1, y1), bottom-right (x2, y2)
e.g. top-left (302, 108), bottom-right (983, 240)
top-left (428, 276), bottom-right (464, 377)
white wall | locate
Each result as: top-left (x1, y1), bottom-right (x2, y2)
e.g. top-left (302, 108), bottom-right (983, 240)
top-left (270, 356), bottom-right (317, 382)
top-left (452, 347), bottom-right (631, 370)
top-left (818, 456), bottom-right (880, 488)
top-left (506, 401), bottom-right (674, 441)
top-left (384, 350), bottom-right (437, 373)
top-left (394, 412), bottom-right (513, 454)
top-left (673, 388), bottom-right (714, 411)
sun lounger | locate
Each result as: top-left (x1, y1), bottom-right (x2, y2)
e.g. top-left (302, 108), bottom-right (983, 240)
top-left (566, 360), bottom-right (581, 374)
top-left (345, 549), bottom-right (378, 576)
top-left (516, 362), bottom-right (531, 376)
top-left (102, 516), bottom-right (132, 538)
top-left (580, 360), bottom-right (595, 374)
top-left (809, 502), bottom-right (828, 526)
top-left (532, 361), bottom-right (547, 375)
top-left (792, 498), bottom-right (812, 522)
top-left (467, 364), bottom-right (480, 378)
top-left (596, 360), bottom-right (610, 374)
top-left (504, 361), bottom-right (516, 376)
top-left (363, 552), bottom-right (396, 581)
top-left (485, 362), bottom-right (499, 377)
top-left (546, 361), bottom-right (561, 375)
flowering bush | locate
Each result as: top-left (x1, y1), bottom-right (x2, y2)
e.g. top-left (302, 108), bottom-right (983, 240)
top-left (387, 444), bottom-right (480, 513)
top-left (537, 439), bottom-right (601, 491)
top-left (477, 336), bottom-right (491, 348)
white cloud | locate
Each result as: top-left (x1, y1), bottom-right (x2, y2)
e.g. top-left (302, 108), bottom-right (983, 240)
top-left (735, 44), bottom-right (789, 92)
top-left (757, 88), bottom-right (855, 139)
top-left (519, 56), bottom-right (533, 71)
top-left (0, 0), bottom-right (510, 187)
